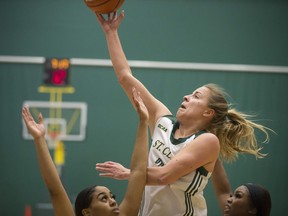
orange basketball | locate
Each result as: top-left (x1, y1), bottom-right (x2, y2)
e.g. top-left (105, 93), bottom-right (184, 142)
top-left (84, 0), bottom-right (125, 14)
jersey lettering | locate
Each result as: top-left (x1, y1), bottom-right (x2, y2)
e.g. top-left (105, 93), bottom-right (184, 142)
top-left (155, 158), bottom-right (165, 166)
top-left (152, 140), bottom-right (172, 159)
top-left (157, 123), bottom-right (168, 132)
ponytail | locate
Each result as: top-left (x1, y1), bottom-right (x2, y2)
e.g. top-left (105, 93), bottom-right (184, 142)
top-left (204, 83), bottom-right (273, 162)
top-left (217, 109), bottom-right (271, 162)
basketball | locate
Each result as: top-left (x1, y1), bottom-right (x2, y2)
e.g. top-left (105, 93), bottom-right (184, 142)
top-left (84, 0), bottom-right (125, 14)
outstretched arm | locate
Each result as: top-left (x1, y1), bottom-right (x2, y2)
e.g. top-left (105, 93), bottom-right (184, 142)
top-left (211, 159), bottom-right (232, 214)
top-left (97, 133), bottom-right (220, 186)
top-left (95, 11), bottom-right (171, 133)
top-left (22, 107), bottom-right (74, 216)
top-left (96, 161), bottom-right (130, 180)
top-left (119, 88), bottom-right (149, 216)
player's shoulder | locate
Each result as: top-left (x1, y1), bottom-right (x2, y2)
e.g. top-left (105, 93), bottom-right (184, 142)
top-left (195, 132), bottom-right (220, 146)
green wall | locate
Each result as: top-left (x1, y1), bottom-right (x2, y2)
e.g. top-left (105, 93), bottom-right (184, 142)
top-left (1, 0), bottom-right (288, 215)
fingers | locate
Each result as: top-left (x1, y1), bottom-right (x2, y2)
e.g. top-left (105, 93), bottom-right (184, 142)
top-left (22, 108), bottom-right (28, 125)
top-left (38, 112), bottom-right (44, 124)
top-left (22, 106), bottom-right (29, 117)
top-left (132, 87), bottom-right (137, 99)
top-left (95, 12), bottom-right (104, 23)
top-left (132, 87), bottom-right (140, 101)
top-left (131, 88), bottom-right (149, 121)
top-left (118, 10), bottom-right (125, 22)
top-left (22, 106), bottom-right (27, 120)
top-left (22, 106), bottom-right (32, 125)
top-left (132, 88), bottom-right (144, 112)
top-left (95, 10), bottom-right (124, 24)
top-left (112, 11), bottom-right (117, 20)
top-left (103, 161), bottom-right (117, 164)
top-left (96, 167), bottom-right (111, 173)
top-left (22, 106), bottom-right (40, 125)
top-left (99, 173), bottom-right (114, 178)
top-left (96, 161), bottom-right (116, 166)
top-left (96, 163), bottom-right (115, 170)
top-left (109, 11), bottom-right (121, 21)
top-left (96, 164), bottom-right (116, 178)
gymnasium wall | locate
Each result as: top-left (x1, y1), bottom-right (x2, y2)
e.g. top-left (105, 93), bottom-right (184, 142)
top-left (1, 0), bottom-right (288, 215)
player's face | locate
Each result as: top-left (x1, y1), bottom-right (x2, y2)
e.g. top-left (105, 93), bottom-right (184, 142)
top-left (86, 186), bottom-right (120, 216)
top-left (223, 185), bottom-right (255, 216)
top-left (177, 86), bottom-right (212, 120)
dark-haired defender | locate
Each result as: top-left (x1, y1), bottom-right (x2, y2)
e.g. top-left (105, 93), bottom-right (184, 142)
top-left (22, 87), bottom-right (149, 216)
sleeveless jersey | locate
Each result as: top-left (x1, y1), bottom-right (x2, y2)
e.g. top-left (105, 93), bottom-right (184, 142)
top-left (139, 116), bottom-right (211, 216)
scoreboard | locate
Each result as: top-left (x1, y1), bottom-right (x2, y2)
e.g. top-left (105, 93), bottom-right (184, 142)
top-left (44, 58), bottom-right (70, 86)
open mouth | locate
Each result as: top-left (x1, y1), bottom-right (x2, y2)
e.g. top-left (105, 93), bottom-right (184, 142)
top-left (113, 207), bottom-right (120, 213)
top-left (223, 205), bottom-right (230, 214)
top-left (180, 104), bottom-right (186, 109)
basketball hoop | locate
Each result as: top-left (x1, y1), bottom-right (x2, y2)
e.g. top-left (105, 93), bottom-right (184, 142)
top-left (22, 101), bottom-right (87, 142)
top-left (47, 131), bottom-right (60, 149)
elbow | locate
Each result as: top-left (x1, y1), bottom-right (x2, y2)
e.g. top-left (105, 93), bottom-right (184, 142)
top-left (117, 71), bottom-right (132, 86)
top-left (148, 167), bottom-right (176, 185)
top-left (155, 174), bottom-right (174, 185)
top-left (48, 187), bottom-right (59, 197)
top-left (157, 177), bottom-right (169, 185)
top-left (46, 182), bottom-right (64, 198)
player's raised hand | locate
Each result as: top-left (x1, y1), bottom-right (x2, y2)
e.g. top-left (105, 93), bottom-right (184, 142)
top-left (132, 87), bottom-right (149, 122)
top-left (95, 10), bottom-right (124, 33)
top-left (22, 106), bottom-right (45, 139)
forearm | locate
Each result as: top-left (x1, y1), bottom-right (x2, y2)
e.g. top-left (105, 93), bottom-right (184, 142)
top-left (130, 120), bottom-right (148, 172)
top-left (34, 137), bottom-right (65, 194)
top-left (105, 31), bottom-right (131, 81)
top-left (211, 159), bottom-right (232, 213)
top-left (105, 30), bottom-right (144, 114)
top-left (124, 166), bottom-right (170, 186)
top-left (146, 166), bottom-right (177, 185)
top-left (105, 30), bottom-right (164, 127)
top-left (34, 137), bottom-right (74, 216)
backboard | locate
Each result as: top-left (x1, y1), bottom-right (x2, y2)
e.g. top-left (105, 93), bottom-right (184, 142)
top-left (22, 101), bottom-right (87, 147)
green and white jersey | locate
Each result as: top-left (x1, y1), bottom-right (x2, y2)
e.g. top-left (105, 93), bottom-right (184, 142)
top-left (139, 116), bottom-right (211, 216)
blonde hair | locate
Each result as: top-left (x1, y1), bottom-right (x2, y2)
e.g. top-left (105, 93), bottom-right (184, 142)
top-left (204, 83), bottom-right (272, 162)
